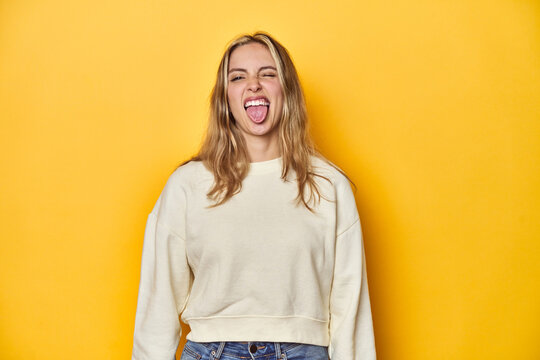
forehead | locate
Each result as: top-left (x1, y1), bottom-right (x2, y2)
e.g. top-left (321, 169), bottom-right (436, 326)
top-left (228, 42), bottom-right (276, 70)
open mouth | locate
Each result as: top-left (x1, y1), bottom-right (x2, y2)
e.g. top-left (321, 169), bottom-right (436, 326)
top-left (244, 97), bottom-right (270, 124)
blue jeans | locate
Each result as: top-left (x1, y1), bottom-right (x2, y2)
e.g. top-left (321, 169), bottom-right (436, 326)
top-left (180, 340), bottom-right (329, 360)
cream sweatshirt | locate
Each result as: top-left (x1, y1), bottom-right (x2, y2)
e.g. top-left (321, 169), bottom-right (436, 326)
top-left (132, 155), bottom-right (376, 360)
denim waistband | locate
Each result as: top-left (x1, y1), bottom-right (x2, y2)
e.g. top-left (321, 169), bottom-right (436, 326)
top-left (186, 340), bottom-right (316, 359)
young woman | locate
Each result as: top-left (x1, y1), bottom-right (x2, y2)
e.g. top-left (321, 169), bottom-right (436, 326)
top-left (132, 32), bottom-right (376, 360)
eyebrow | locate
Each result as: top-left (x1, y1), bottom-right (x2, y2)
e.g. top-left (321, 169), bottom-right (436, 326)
top-left (228, 66), bottom-right (277, 74)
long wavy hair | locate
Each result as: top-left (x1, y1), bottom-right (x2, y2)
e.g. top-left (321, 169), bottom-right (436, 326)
top-left (178, 31), bottom-right (355, 212)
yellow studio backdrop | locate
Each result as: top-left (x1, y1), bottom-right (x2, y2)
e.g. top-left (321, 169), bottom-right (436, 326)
top-left (1, 0), bottom-right (539, 359)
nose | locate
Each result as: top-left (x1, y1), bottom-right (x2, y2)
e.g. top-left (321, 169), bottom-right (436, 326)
top-left (247, 76), bottom-right (262, 92)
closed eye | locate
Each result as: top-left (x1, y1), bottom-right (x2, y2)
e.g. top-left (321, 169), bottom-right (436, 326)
top-left (230, 75), bottom-right (244, 82)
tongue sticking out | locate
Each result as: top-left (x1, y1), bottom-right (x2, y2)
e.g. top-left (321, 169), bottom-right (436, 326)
top-left (246, 105), bottom-right (268, 124)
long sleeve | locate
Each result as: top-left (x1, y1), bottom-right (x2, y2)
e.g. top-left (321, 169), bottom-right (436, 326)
top-left (132, 173), bottom-right (193, 360)
top-left (328, 179), bottom-right (376, 359)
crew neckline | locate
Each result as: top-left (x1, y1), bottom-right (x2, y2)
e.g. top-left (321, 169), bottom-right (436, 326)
top-left (248, 156), bottom-right (283, 175)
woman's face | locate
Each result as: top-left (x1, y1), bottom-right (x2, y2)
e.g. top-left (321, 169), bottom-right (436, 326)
top-left (227, 42), bottom-right (284, 144)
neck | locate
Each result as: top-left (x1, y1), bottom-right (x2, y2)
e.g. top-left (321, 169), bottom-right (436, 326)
top-left (244, 132), bottom-right (280, 163)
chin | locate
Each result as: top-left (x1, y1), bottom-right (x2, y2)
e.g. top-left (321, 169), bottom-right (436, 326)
top-left (245, 123), bottom-right (276, 136)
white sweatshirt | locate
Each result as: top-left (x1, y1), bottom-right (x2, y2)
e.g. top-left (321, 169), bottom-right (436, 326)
top-left (132, 155), bottom-right (376, 360)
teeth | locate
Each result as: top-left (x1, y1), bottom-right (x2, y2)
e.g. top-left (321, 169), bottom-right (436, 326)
top-left (244, 99), bottom-right (270, 108)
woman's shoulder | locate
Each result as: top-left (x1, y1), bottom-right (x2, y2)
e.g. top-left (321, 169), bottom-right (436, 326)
top-left (167, 159), bottom-right (209, 188)
top-left (311, 155), bottom-right (359, 228)
top-left (310, 154), bottom-right (350, 186)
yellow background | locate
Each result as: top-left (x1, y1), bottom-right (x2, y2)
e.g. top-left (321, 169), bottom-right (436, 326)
top-left (1, 0), bottom-right (539, 359)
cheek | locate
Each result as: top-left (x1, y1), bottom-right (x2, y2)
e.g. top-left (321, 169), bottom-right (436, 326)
top-left (227, 88), bottom-right (244, 119)
top-left (274, 91), bottom-right (284, 117)
top-left (272, 89), bottom-right (284, 109)
top-left (226, 87), bottom-right (233, 104)
top-left (227, 87), bottom-right (241, 107)
top-left (269, 84), bottom-right (283, 103)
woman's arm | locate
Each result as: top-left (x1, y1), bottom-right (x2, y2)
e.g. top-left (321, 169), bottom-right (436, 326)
top-left (132, 173), bottom-right (193, 360)
top-left (328, 178), bottom-right (376, 359)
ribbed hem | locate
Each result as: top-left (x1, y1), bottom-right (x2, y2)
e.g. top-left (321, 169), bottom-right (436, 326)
top-left (248, 156), bottom-right (283, 175)
top-left (184, 316), bottom-right (329, 346)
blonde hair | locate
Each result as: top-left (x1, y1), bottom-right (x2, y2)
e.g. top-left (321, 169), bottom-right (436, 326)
top-left (179, 31), bottom-right (355, 212)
